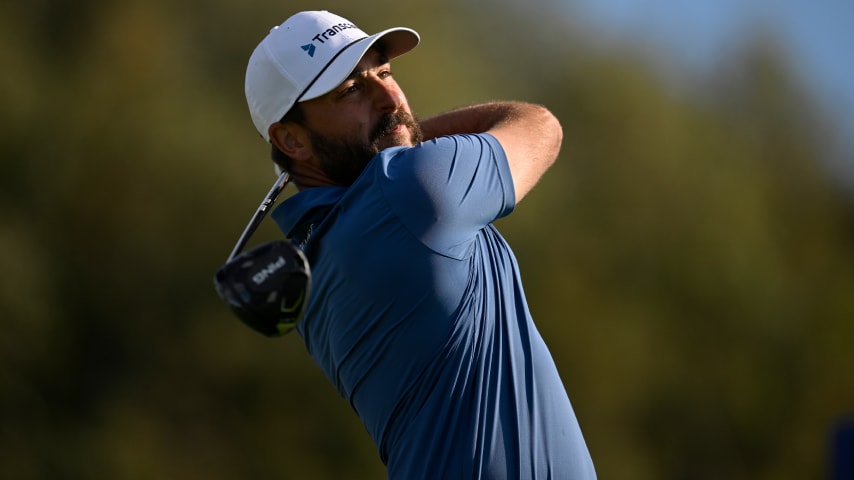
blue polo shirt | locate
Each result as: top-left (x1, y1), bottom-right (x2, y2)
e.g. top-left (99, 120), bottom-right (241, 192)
top-left (272, 133), bottom-right (595, 479)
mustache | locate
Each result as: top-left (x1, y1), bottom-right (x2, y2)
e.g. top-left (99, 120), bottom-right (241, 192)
top-left (370, 111), bottom-right (417, 141)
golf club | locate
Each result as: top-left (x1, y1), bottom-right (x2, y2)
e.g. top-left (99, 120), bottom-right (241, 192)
top-left (213, 171), bottom-right (310, 337)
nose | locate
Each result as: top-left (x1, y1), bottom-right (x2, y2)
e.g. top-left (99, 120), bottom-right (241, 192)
top-left (370, 76), bottom-right (402, 113)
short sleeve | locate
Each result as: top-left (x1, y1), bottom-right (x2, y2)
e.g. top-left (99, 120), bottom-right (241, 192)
top-left (377, 133), bottom-right (516, 259)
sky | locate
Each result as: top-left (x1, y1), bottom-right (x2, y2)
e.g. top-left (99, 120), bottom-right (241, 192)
top-left (562, 0), bottom-right (854, 183)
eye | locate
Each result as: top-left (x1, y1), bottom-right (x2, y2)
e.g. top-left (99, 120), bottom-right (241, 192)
top-left (338, 82), bottom-right (361, 98)
top-left (378, 69), bottom-right (392, 79)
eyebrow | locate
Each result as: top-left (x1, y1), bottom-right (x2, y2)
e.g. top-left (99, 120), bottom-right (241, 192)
top-left (347, 50), bottom-right (390, 80)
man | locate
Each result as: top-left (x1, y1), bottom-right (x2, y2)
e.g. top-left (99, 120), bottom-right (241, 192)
top-left (244, 10), bottom-right (596, 479)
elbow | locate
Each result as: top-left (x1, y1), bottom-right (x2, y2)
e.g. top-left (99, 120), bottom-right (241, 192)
top-left (539, 106), bottom-right (563, 167)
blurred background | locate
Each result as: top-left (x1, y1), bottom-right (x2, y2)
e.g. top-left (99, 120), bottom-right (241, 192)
top-left (1, 0), bottom-right (852, 478)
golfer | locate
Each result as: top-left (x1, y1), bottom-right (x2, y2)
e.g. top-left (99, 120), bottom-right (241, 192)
top-left (244, 10), bottom-right (596, 479)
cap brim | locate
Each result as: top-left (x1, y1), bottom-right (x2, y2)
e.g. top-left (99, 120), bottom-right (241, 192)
top-left (300, 27), bottom-right (419, 103)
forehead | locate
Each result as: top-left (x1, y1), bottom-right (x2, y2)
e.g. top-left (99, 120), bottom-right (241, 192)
top-left (349, 47), bottom-right (390, 76)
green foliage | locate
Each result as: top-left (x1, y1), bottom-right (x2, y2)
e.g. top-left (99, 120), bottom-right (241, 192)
top-left (1, 0), bottom-right (852, 478)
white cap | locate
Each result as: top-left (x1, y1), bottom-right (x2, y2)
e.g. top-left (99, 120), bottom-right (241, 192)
top-left (245, 11), bottom-right (420, 142)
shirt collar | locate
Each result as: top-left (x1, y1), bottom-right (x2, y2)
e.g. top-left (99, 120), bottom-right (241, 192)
top-left (271, 186), bottom-right (347, 244)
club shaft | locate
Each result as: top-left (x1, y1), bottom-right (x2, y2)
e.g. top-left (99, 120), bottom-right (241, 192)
top-left (227, 171), bottom-right (290, 262)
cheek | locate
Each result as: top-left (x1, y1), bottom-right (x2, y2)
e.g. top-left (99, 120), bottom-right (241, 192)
top-left (308, 104), bottom-right (377, 140)
top-left (336, 108), bottom-right (372, 133)
top-left (314, 116), bottom-right (364, 140)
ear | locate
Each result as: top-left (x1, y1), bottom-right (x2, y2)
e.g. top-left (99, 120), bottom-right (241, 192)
top-left (269, 122), bottom-right (311, 161)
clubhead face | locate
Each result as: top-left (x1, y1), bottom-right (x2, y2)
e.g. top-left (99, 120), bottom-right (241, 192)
top-left (214, 240), bottom-right (310, 337)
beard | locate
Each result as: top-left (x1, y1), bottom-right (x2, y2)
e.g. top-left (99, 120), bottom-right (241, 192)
top-left (309, 110), bottom-right (423, 186)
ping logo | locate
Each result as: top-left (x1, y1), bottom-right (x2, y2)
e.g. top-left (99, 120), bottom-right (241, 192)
top-left (252, 256), bottom-right (287, 285)
top-left (301, 43), bottom-right (316, 57)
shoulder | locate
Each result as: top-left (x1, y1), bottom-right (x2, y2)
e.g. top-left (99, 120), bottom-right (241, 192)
top-left (377, 133), bottom-right (507, 181)
top-left (369, 133), bottom-right (513, 210)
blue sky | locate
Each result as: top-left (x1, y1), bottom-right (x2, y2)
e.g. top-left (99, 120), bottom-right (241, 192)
top-left (562, 0), bottom-right (854, 180)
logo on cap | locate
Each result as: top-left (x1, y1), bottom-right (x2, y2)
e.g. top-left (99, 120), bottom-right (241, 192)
top-left (299, 22), bottom-right (360, 58)
top-left (301, 43), bottom-right (316, 57)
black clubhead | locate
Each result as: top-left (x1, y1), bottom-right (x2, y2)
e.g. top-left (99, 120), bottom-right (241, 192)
top-left (214, 240), bottom-right (310, 337)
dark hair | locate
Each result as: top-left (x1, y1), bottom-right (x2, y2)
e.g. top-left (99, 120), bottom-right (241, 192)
top-left (270, 105), bottom-right (306, 173)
